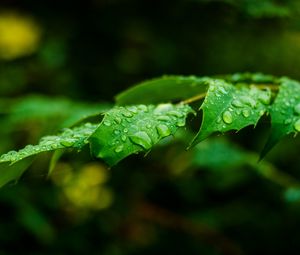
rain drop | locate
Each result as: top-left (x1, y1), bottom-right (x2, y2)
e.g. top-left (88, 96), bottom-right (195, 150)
top-left (232, 99), bottom-right (243, 108)
top-left (114, 117), bottom-right (122, 124)
top-left (138, 105), bottom-right (148, 112)
top-left (176, 119), bottom-right (185, 127)
top-left (222, 111), bottom-right (233, 124)
top-left (156, 124), bottom-right (171, 137)
top-left (114, 145), bottom-right (123, 153)
top-left (103, 120), bottom-right (111, 126)
top-left (122, 111), bottom-right (133, 118)
top-left (128, 106), bottom-right (138, 113)
top-left (157, 115), bottom-right (172, 122)
top-left (258, 92), bottom-right (271, 105)
top-left (240, 96), bottom-right (257, 108)
top-left (60, 139), bottom-right (75, 147)
top-left (114, 130), bottom-right (120, 135)
top-left (285, 118), bottom-right (292, 125)
top-left (294, 103), bottom-right (300, 115)
top-left (121, 135), bottom-right (127, 142)
top-left (167, 111), bottom-right (183, 118)
top-left (218, 86), bottom-right (228, 94)
top-left (294, 119), bottom-right (300, 132)
top-left (129, 131), bottom-right (152, 150)
top-left (242, 109), bottom-right (250, 118)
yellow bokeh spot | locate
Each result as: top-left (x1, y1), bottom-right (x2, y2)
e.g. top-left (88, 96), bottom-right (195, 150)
top-left (0, 11), bottom-right (41, 60)
top-left (52, 162), bottom-right (114, 210)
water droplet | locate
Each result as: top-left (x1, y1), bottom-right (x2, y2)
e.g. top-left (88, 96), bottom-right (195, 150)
top-left (157, 115), bottom-right (171, 122)
top-left (138, 105), bottom-right (148, 112)
top-left (285, 118), bottom-right (292, 125)
top-left (294, 119), bottom-right (300, 132)
top-left (123, 128), bottom-right (128, 133)
top-left (222, 111), bottom-right (233, 124)
top-left (156, 124), bottom-right (171, 137)
top-left (240, 96), bottom-right (257, 108)
top-left (167, 111), bottom-right (183, 118)
top-left (25, 145), bottom-right (34, 150)
top-left (176, 119), bottom-right (185, 127)
top-left (114, 145), bottom-right (123, 153)
top-left (258, 92), bottom-right (271, 105)
top-left (60, 139), bottom-right (75, 147)
top-left (294, 103), bottom-right (300, 115)
top-left (114, 130), bottom-right (120, 135)
top-left (114, 117), bottom-right (122, 124)
top-left (121, 135), bottom-right (127, 141)
top-left (154, 104), bottom-right (173, 114)
top-left (218, 86), bottom-right (228, 94)
top-left (103, 120), bottom-right (111, 126)
top-left (122, 111), bottom-right (133, 118)
top-left (259, 110), bottom-right (265, 116)
top-left (129, 131), bottom-right (152, 150)
top-left (232, 99), bottom-right (243, 108)
top-left (242, 109), bottom-right (250, 118)
top-left (146, 124), bottom-right (152, 129)
top-left (128, 106), bottom-right (138, 113)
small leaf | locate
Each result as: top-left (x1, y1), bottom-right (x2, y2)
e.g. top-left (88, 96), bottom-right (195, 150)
top-left (115, 75), bottom-right (209, 105)
top-left (190, 79), bottom-right (272, 146)
top-left (89, 104), bottom-right (194, 166)
top-left (261, 77), bottom-right (300, 157)
top-left (0, 123), bottom-right (98, 165)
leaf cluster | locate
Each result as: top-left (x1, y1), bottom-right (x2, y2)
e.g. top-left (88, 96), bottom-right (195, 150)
top-left (0, 73), bottom-right (299, 187)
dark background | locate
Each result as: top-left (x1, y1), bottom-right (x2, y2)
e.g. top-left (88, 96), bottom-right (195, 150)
top-left (0, 0), bottom-right (300, 254)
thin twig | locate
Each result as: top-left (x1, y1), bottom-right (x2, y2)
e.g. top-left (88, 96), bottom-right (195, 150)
top-left (182, 92), bottom-right (207, 104)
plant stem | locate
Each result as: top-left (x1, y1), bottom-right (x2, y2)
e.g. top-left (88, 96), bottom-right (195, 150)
top-left (182, 92), bottom-right (207, 104)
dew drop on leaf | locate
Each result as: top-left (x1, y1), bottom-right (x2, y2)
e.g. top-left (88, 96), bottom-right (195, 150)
top-left (122, 111), bottom-right (133, 118)
top-left (176, 119), bottom-right (185, 127)
top-left (294, 103), bottom-right (300, 115)
top-left (156, 115), bottom-right (172, 122)
top-left (114, 117), bottom-right (122, 124)
top-left (294, 119), bottom-right (300, 132)
top-left (121, 135), bottom-right (127, 142)
top-left (240, 96), bottom-right (257, 108)
top-left (129, 131), bottom-right (152, 150)
top-left (242, 109), bottom-right (250, 118)
top-left (222, 111), bottom-right (233, 124)
top-left (114, 145), bottom-right (123, 153)
top-left (232, 99), bottom-right (243, 108)
top-left (167, 111), bottom-right (183, 118)
top-left (156, 124), bottom-right (171, 137)
top-left (60, 139), bottom-right (75, 147)
top-left (285, 118), bottom-right (292, 125)
top-left (258, 92), bottom-right (271, 105)
top-left (103, 120), bottom-right (112, 126)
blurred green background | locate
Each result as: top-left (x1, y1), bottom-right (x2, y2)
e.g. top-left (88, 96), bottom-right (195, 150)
top-left (0, 0), bottom-right (300, 254)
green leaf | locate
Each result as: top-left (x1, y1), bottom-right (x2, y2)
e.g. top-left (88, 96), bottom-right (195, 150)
top-left (190, 79), bottom-right (272, 146)
top-left (7, 95), bottom-right (110, 128)
top-left (0, 123), bottom-right (98, 165)
top-left (261, 78), bottom-right (300, 157)
top-left (0, 158), bottom-right (34, 188)
top-left (89, 104), bottom-right (194, 166)
top-left (115, 75), bottom-right (209, 105)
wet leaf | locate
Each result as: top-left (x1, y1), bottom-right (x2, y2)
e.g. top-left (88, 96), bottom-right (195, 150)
top-left (89, 104), bottom-right (194, 166)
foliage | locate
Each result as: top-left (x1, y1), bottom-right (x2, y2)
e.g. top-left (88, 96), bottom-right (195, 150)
top-left (0, 73), bottom-right (299, 188)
